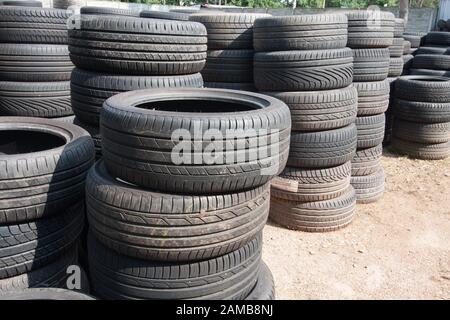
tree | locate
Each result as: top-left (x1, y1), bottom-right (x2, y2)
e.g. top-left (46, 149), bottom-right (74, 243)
top-left (399, 0), bottom-right (409, 23)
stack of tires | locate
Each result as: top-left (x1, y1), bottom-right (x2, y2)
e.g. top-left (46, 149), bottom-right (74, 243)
top-left (0, 117), bottom-right (95, 293)
top-left (0, 6), bottom-right (74, 120)
top-left (346, 10), bottom-right (394, 204)
top-left (68, 13), bottom-right (207, 159)
top-left (388, 18), bottom-right (405, 78)
top-left (189, 13), bottom-right (269, 92)
top-left (252, 14), bottom-right (358, 232)
top-left (391, 76), bottom-right (450, 160)
top-left (86, 88), bottom-right (290, 299)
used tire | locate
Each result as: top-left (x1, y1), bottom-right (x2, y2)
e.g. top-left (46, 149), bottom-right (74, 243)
top-left (352, 48), bottom-right (390, 82)
top-left (351, 167), bottom-right (385, 204)
top-left (346, 11), bottom-right (394, 48)
top-left (71, 68), bottom-right (204, 125)
top-left (402, 54), bottom-right (414, 71)
top-left (425, 31), bottom-right (450, 46)
top-left (201, 50), bottom-right (253, 83)
top-left (140, 10), bottom-right (189, 21)
top-left (270, 186), bottom-right (356, 232)
top-left (391, 137), bottom-right (450, 159)
top-left (0, 117), bottom-right (95, 224)
top-left (409, 68), bottom-right (450, 77)
top-left (404, 33), bottom-right (425, 48)
top-left (388, 57), bottom-right (404, 77)
top-left (393, 76), bottom-right (450, 103)
top-left (263, 86), bottom-right (357, 131)
top-left (391, 98), bottom-right (450, 123)
top-left (412, 54), bottom-right (450, 71)
top-left (271, 161), bottom-right (351, 202)
top-left (388, 37), bottom-right (404, 57)
top-left (0, 81), bottom-right (72, 117)
top-left (80, 6), bottom-right (140, 17)
top-left (393, 119), bottom-right (450, 143)
top-left (415, 46), bottom-right (450, 55)
top-left (88, 232), bottom-right (262, 300)
top-left (288, 124), bottom-right (357, 168)
top-left (245, 262), bottom-right (275, 300)
top-left (351, 144), bottom-right (383, 176)
top-left (100, 88), bottom-right (291, 194)
top-left (253, 14), bottom-right (348, 51)
top-left (353, 80), bottom-right (390, 116)
top-left (403, 40), bottom-right (411, 54)
top-left (254, 48), bottom-right (353, 91)
top-left (204, 82), bottom-right (256, 91)
top-left (355, 114), bottom-right (386, 148)
top-left (0, 1), bottom-right (42, 7)
top-left (0, 288), bottom-right (94, 300)
top-left (68, 15), bottom-right (207, 75)
top-left (0, 44), bottom-right (73, 82)
top-left (86, 161), bottom-right (269, 262)
top-left (394, 18), bottom-right (405, 37)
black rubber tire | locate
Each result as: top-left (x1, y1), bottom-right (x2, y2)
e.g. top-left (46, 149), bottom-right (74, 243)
top-left (253, 14), bottom-right (348, 51)
top-left (0, 44), bottom-right (73, 82)
top-left (391, 97), bottom-right (450, 123)
top-left (351, 144), bottom-right (383, 176)
top-left (403, 40), bottom-right (411, 54)
top-left (388, 57), bottom-right (404, 77)
top-left (352, 48), bottom-right (390, 82)
top-left (270, 186), bottom-right (356, 232)
top-left (353, 80), bottom-right (390, 116)
top-left (415, 46), bottom-right (450, 55)
top-left (425, 31), bottom-right (450, 46)
top-left (391, 137), bottom-right (450, 160)
top-left (202, 49), bottom-right (253, 83)
top-left (389, 37), bottom-right (405, 57)
top-left (346, 11), bottom-right (394, 49)
top-left (86, 161), bottom-right (269, 262)
top-left (204, 82), bottom-right (256, 91)
top-left (71, 68), bottom-right (204, 125)
top-left (0, 288), bottom-right (94, 300)
top-left (189, 13), bottom-right (269, 50)
top-left (404, 33), bottom-right (424, 48)
top-left (101, 88), bottom-right (291, 194)
top-left (0, 1), bottom-right (42, 7)
top-left (80, 6), bottom-right (140, 17)
top-left (288, 124), bottom-right (357, 169)
top-left (0, 117), bottom-right (95, 224)
top-left (68, 15), bottom-right (207, 75)
top-left (271, 161), bottom-right (351, 202)
top-left (412, 54), bottom-right (450, 71)
top-left (0, 6), bottom-right (70, 44)
top-left (263, 86), bottom-right (357, 131)
top-left (351, 167), bottom-right (385, 204)
top-left (254, 48), bottom-right (353, 91)
top-left (393, 119), bottom-right (450, 144)
top-left (0, 203), bottom-right (84, 279)
top-left (88, 231), bottom-right (262, 300)
top-left (140, 10), bottom-right (189, 21)
top-left (355, 114), bottom-right (386, 148)
top-left (72, 117), bottom-right (101, 159)
top-left (245, 262), bottom-right (275, 300)
top-left (393, 75), bottom-right (450, 103)
top-left (0, 81), bottom-right (72, 117)
top-left (409, 68), bottom-right (450, 77)
top-left (394, 18), bottom-right (405, 37)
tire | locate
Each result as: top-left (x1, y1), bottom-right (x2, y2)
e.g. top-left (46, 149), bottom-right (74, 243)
top-left (140, 10), bottom-right (189, 21)
top-left (204, 82), bottom-right (256, 91)
top-left (393, 119), bottom-right (450, 143)
top-left (394, 75), bottom-right (450, 102)
top-left (270, 186), bottom-right (356, 232)
top-left (201, 50), bottom-right (253, 83)
top-left (189, 13), bottom-right (269, 49)
top-left (0, 6), bottom-right (70, 44)
top-left (412, 54), bottom-right (450, 71)
top-left (254, 48), bottom-right (353, 91)
top-left (80, 6), bottom-right (140, 17)
top-left (253, 14), bottom-right (348, 51)
top-left (403, 40), bottom-right (411, 54)
top-left (0, 44), bottom-right (72, 82)
top-left (391, 137), bottom-right (450, 160)
top-left (0, 117), bottom-right (95, 224)
top-left (73, 118), bottom-right (101, 159)
top-left (409, 68), bottom-right (450, 77)
top-left (263, 86), bottom-right (357, 131)
top-left (425, 31), bottom-right (450, 46)
top-left (402, 54), bottom-right (414, 71)
top-left (415, 46), bottom-right (450, 55)
top-left (0, 288), bottom-right (94, 300)
top-left (0, 81), bottom-right (72, 117)
top-left (352, 48), bottom-right (390, 82)
top-left (388, 37), bottom-right (404, 57)
top-left (388, 57), bottom-right (404, 77)
top-left (391, 98), bottom-right (450, 123)
top-left (86, 161), bottom-right (269, 262)
top-left (288, 124), bottom-right (357, 168)
top-left (51, 115), bottom-right (75, 123)
top-left (245, 262), bottom-right (275, 300)
top-left (271, 161), bottom-right (351, 202)
top-left (101, 88), bottom-right (291, 194)
top-left (394, 18), bottom-right (405, 37)
top-left (70, 68), bottom-right (204, 125)
top-left (353, 80), bottom-right (390, 116)
top-left (68, 15), bottom-right (207, 75)
top-left (351, 144), bottom-right (383, 176)
top-left (404, 33), bottom-right (425, 48)
top-left (356, 114), bottom-right (385, 148)
top-left (351, 167), bottom-right (385, 204)
top-left (0, 1), bottom-right (42, 7)
top-left (88, 232), bottom-right (262, 300)
top-left (0, 203), bottom-right (84, 279)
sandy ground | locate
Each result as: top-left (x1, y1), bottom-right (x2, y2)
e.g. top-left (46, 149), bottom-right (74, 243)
top-left (263, 148), bottom-right (450, 300)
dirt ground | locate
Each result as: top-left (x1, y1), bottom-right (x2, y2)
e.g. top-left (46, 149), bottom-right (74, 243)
top-left (263, 148), bottom-right (450, 300)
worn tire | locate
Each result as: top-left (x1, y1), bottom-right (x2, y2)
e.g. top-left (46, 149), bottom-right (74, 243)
top-left (263, 86), bottom-right (357, 131)
top-left (202, 50), bottom-right (253, 83)
top-left (353, 80), bottom-right (390, 116)
top-left (140, 10), bottom-right (189, 21)
top-left (0, 117), bottom-right (95, 224)
top-left (402, 54), bottom-right (414, 71)
top-left (409, 68), bottom-right (450, 77)
top-left (0, 1), bottom-right (42, 7)
top-left (425, 31), bottom-right (450, 46)
top-left (391, 98), bottom-right (450, 123)
top-left (388, 57), bottom-right (404, 77)
top-left (204, 82), bottom-right (255, 91)
top-left (356, 114), bottom-right (386, 148)
top-left (254, 48), bottom-right (353, 91)
top-left (245, 262), bottom-right (275, 300)
top-left (352, 48), bottom-right (390, 82)
top-left (393, 119), bottom-right (450, 143)
top-left (389, 37), bottom-right (404, 57)
top-left (403, 40), bottom-right (411, 54)
top-left (346, 11), bottom-right (394, 49)
top-left (393, 76), bottom-right (450, 103)
top-left (71, 68), bottom-right (203, 125)
top-left (404, 33), bottom-right (425, 48)
top-left (394, 18), bottom-right (404, 37)
top-left (351, 144), bottom-right (383, 176)
top-left (351, 167), bottom-right (385, 204)
top-left (412, 54), bottom-right (450, 71)
top-left (80, 6), bottom-right (140, 17)
top-left (88, 232), bottom-right (262, 300)
top-left (0, 288), bottom-right (93, 300)
top-left (415, 46), bottom-right (450, 55)
top-left (391, 137), bottom-right (450, 159)
top-left (288, 124), bottom-right (357, 168)
top-left (101, 88), bottom-right (291, 194)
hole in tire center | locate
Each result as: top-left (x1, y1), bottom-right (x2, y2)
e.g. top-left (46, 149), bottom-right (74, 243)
top-left (0, 130), bottom-right (66, 155)
top-left (136, 99), bottom-right (259, 113)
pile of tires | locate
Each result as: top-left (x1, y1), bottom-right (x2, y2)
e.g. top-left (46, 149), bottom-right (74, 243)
top-left (0, 117), bottom-right (95, 293)
top-left (190, 12), bottom-right (269, 91)
top-left (252, 14), bottom-right (357, 232)
top-left (391, 76), bottom-right (450, 159)
top-left (86, 88), bottom-right (289, 299)
top-left (0, 6), bottom-right (74, 120)
top-left (346, 10), bottom-right (394, 204)
top-left (68, 11), bottom-right (207, 159)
